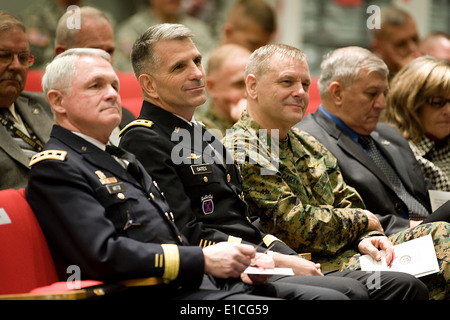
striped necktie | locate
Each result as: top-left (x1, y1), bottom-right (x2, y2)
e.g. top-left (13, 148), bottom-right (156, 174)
top-left (358, 135), bottom-right (429, 220)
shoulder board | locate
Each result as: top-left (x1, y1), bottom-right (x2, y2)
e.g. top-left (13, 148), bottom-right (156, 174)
top-left (119, 119), bottom-right (154, 136)
top-left (29, 150), bottom-right (67, 166)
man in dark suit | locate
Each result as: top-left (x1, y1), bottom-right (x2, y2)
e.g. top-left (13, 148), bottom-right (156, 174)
top-left (26, 47), bottom-right (363, 301)
top-left (119, 23), bottom-right (429, 300)
top-left (0, 11), bottom-right (53, 190)
top-left (297, 46), bottom-right (449, 236)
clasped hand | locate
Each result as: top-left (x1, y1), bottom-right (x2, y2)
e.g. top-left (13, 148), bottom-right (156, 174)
top-left (202, 242), bottom-right (274, 285)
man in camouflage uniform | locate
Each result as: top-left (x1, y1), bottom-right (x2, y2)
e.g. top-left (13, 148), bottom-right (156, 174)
top-left (224, 44), bottom-right (450, 299)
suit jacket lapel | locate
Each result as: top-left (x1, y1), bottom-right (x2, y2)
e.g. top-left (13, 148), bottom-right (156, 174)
top-left (15, 94), bottom-right (52, 142)
top-left (0, 124), bottom-right (30, 167)
top-left (314, 112), bottom-right (394, 189)
top-left (0, 94), bottom-right (53, 169)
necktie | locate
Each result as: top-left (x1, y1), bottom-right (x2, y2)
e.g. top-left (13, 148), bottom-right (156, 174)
top-left (106, 145), bottom-right (144, 187)
top-left (358, 135), bottom-right (429, 220)
top-left (0, 109), bottom-right (41, 159)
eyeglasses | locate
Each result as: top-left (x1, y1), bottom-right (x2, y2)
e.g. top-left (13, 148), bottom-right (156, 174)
top-left (0, 50), bottom-right (35, 67)
top-left (426, 97), bottom-right (450, 108)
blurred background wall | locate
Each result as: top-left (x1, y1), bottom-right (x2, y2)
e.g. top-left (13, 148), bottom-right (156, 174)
top-left (1, 0), bottom-right (448, 75)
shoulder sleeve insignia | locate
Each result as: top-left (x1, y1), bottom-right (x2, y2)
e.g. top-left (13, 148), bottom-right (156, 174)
top-left (29, 150), bottom-right (67, 166)
top-left (119, 119), bottom-right (154, 136)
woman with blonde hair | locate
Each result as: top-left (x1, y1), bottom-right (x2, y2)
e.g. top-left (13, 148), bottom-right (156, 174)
top-left (384, 56), bottom-right (450, 191)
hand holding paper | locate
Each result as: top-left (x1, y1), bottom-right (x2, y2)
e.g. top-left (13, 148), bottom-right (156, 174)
top-left (360, 235), bottom-right (439, 278)
top-left (358, 235), bottom-right (394, 265)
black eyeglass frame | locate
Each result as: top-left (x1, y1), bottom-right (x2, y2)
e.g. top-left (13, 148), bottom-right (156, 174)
top-left (425, 97), bottom-right (450, 108)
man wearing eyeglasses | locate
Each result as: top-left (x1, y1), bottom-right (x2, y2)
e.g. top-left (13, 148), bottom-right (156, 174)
top-left (297, 46), bottom-right (450, 237)
top-left (0, 11), bottom-right (53, 190)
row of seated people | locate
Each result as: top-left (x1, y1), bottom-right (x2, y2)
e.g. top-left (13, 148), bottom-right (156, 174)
top-left (1, 8), bottom-right (449, 300)
top-left (0, 44), bottom-right (439, 302)
top-left (2, 30), bottom-right (450, 303)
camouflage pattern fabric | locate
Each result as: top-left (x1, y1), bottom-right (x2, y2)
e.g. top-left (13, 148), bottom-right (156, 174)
top-left (224, 112), bottom-right (450, 300)
top-left (196, 105), bottom-right (234, 138)
top-left (343, 222), bottom-right (450, 300)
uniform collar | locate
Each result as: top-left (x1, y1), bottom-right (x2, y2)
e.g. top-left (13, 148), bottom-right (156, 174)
top-left (72, 131), bottom-right (106, 151)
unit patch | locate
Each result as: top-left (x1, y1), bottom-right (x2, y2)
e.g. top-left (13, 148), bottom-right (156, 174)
top-left (201, 194), bottom-right (214, 215)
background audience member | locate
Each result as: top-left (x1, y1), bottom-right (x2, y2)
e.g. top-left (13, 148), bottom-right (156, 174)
top-left (195, 43), bottom-right (251, 136)
top-left (219, 0), bottom-right (276, 53)
top-left (0, 11), bottom-right (53, 190)
top-left (120, 23), bottom-right (431, 301)
top-left (298, 47), bottom-right (450, 235)
top-left (370, 5), bottom-right (421, 78)
top-left (419, 31), bottom-right (450, 62)
top-left (384, 56), bottom-right (450, 192)
top-left (26, 47), bottom-right (309, 301)
top-left (116, 0), bottom-right (216, 72)
top-left (224, 43), bottom-right (450, 300)
top-left (54, 6), bottom-right (135, 144)
top-left (19, 0), bottom-right (83, 69)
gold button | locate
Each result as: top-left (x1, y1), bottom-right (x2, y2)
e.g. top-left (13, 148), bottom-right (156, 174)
top-left (81, 146), bottom-right (87, 152)
top-left (227, 174), bottom-right (231, 182)
top-left (149, 193), bottom-right (155, 201)
top-left (203, 176), bottom-right (208, 183)
top-left (117, 193), bottom-right (125, 200)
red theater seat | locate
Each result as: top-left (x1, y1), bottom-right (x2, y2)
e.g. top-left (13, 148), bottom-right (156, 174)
top-left (0, 189), bottom-right (115, 299)
top-left (24, 69), bottom-right (44, 92)
top-left (0, 188), bottom-right (59, 294)
top-left (0, 188), bottom-right (163, 300)
top-left (305, 77), bottom-right (321, 115)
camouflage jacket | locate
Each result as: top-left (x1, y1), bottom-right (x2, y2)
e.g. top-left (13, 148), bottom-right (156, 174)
top-left (224, 113), bottom-right (378, 266)
top-left (196, 104), bottom-right (234, 138)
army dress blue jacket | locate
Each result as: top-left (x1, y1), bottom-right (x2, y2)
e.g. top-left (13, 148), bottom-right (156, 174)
top-left (26, 125), bottom-right (205, 289)
top-left (119, 101), bottom-right (296, 256)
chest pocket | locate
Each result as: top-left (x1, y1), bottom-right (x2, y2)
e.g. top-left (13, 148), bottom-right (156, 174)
top-left (180, 163), bottom-right (221, 187)
top-left (95, 183), bottom-right (140, 231)
top-left (94, 182), bottom-right (174, 242)
top-left (308, 161), bottom-right (335, 205)
top-left (178, 163), bottom-right (224, 210)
